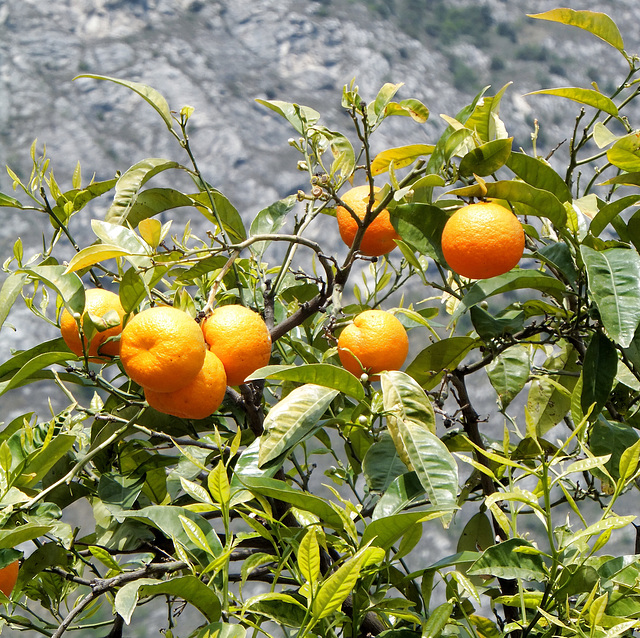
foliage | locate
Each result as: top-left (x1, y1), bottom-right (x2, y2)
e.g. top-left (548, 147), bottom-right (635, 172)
top-left (1, 7), bottom-right (640, 638)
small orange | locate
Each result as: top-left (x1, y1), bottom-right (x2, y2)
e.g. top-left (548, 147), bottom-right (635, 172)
top-left (120, 306), bottom-right (206, 393)
top-left (201, 305), bottom-right (272, 386)
top-left (0, 560), bottom-right (19, 597)
top-left (336, 185), bottom-right (399, 256)
top-left (145, 350), bottom-right (227, 419)
top-left (60, 288), bottom-right (125, 359)
top-left (338, 309), bottom-right (409, 378)
top-left (441, 202), bottom-right (525, 279)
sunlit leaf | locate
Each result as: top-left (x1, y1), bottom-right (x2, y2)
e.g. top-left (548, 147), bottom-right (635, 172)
top-left (506, 152), bottom-right (572, 203)
top-left (371, 144), bottom-right (435, 175)
top-left (258, 384), bottom-right (339, 467)
top-left (607, 131), bottom-right (640, 172)
top-left (528, 9), bottom-right (625, 53)
top-left (459, 138), bottom-right (513, 177)
top-left (526, 87), bottom-right (618, 117)
top-left (75, 74), bottom-right (175, 130)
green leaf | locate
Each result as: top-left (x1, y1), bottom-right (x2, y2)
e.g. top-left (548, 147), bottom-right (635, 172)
top-left (115, 187), bottom-right (194, 228)
top-left (104, 159), bottom-right (181, 224)
top-left (369, 82), bottom-right (404, 123)
top-left (255, 99), bottom-right (320, 135)
top-left (0, 352), bottom-right (75, 396)
top-left (528, 9), bottom-right (625, 53)
top-left (22, 264), bottom-right (85, 315)
top-left (258, 384), bottom-right (338, 467)
top-left (590, 195), bottom-right (640, 237)
top-left (0, 523), bottom-right (53, 549)
top-left (422, 602), bottom-right (454, 638)
top-left (122, 506), bottom-right (222, 559)
top-left (372, 471), bottom-right (425, 520)
top-left (470, 306), bottom-right (524, 340)
top-left (459, 138), bottom-right (513, 177)
top-left (75, 74), bottom-right (174, 130)
top-left (363, 433), bottom-right (408, 493)
top-left (453, 271), bottom-right (567, 321)
top-left (0, 273), bottom-right (27, 332)
top-left (362, 511), bottom-right (444, 551)
top-left (464, 83), bottom-right (511, 142)
top-left (297, 527), bottom-right (320, 589)
top-left (17, 434), bottom-right (76, 488)
top-left (0, 192), bottom-right (26, 208)
top-left (607, 132), bottom-right (640, 172)
top-left (590, 418), bottom-right (639, 481)
top-left (526, 87), bottom-right (619, 117)
top-left (249, 196), bottom-right (297, 256)
top-left (192, 189), bottom-right (246, 242)
top-left (389, 203), bottom-right (448, 261)
top-left (247, 364), bottom-right (364, 401)
top-left (115, 576), bottom-right (221, 625)
top-left (239, 477), bottom-right (344, 530)
top-left (64, 244), bottom-right (133, 274)
top-left (486, 345), bottom-right (531, 410)
top-left (244, 593), bottom-right (307, 628)
top-left (406, 337), bottom-right (478, 389)
top-left (581, 332), bottom-right (618, 418)
top-left (581, 246), bottom-right (640, 347)
top-left (384, 98), bottom-right (429, 123)
top-left (526, 343), bottom-right (580, 436)
top-left (371, 144), bottom-right (435, 175)
top-left (506, 152), bottom-right (572, 203)
top-left (229, 439), bottom-right (279, 507)
top-left (381, 371), bottom-right (457, 522)
top-left (450, 180), bottom-right (567, 227)
top-left (469, 538), bottom-right (546, 580)
top-left (311, 546), bottom-right (373, 621)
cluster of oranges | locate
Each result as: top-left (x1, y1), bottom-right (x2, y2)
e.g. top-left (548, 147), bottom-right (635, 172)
top-left (60, 186), bottom-right (525, 401)
top-left (336, 185), bottom-right (525, 281)
top-left (61, 295), bottom-right (271, 419)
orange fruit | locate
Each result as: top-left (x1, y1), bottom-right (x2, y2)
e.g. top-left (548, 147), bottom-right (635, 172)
top-left (338, 309), bottom-right (409, 378)
top-left (120, 306), bottom-right (206, 393)
top-left (440, 202), bottom-right (525, 279)
top-left (0, 560), bottom-right (19, 597)
top-left (201, 305), bottom-right (272, 386)
top-left (336, 185), bottom-right (399, 256)
top-left (145, 350), bottom-right (227, 419)
top-left (60, 288), bottom-right (125, 359)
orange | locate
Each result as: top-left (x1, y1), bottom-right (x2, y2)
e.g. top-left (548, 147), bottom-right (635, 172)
top-left (201, 305), bottom-right (272, 386)
top-left (338, 309), bottom-right (409, 378)
top-left (0, 560), bottom-right (19, 597)
top-left (120, 306), bottom-right (206, 393)
top-left (60, 288), bottom-right (125, 359)
top-left (145, 350), bottom-right (227, 419)
top-left (440, 202), bottom-right (525, 279)
top-left (336, 185), bottom-right (399, 256)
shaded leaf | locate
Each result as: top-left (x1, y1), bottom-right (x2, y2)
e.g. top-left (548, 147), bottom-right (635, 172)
top-left (581, 246), bottom-right (640, 347)
top-left (486, 345), bottom-right (531, 410)
top-left (0, 272), bottom-right (27, 332)
top-left (406, 337), bottom-right (477, 389)
top-left (363, 433), bottom-right (408, 493)
top-left (115, 576), bottom-right (221, 625)
top-left (372, 471), bottom-right (425, 520)
top-left (249, 196), bottom-right (297, 256)
top-left (581, 332), bottom-right (618, 418)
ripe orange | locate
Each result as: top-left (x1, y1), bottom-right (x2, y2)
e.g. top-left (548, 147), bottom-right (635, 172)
top-left (201, 304), bottom-right (272, 386)
top-left (336, 184), bottom-right (399, 256)
top-left (440, 202), bottom-right (525, 279)
top-left (145, 350), bottom-right (227, 419)
top-left (338, 309), bottom-right (409, 378)
top-left (0, 560), bottom-right (19, 597)
top-left (120, 306), bottom-right (206, 393)
top-left (60, 288), bottom-right (125, 359)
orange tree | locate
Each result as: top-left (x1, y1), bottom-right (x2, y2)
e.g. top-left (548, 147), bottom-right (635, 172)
top-left (2, 8), bottom-right (640, 638)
